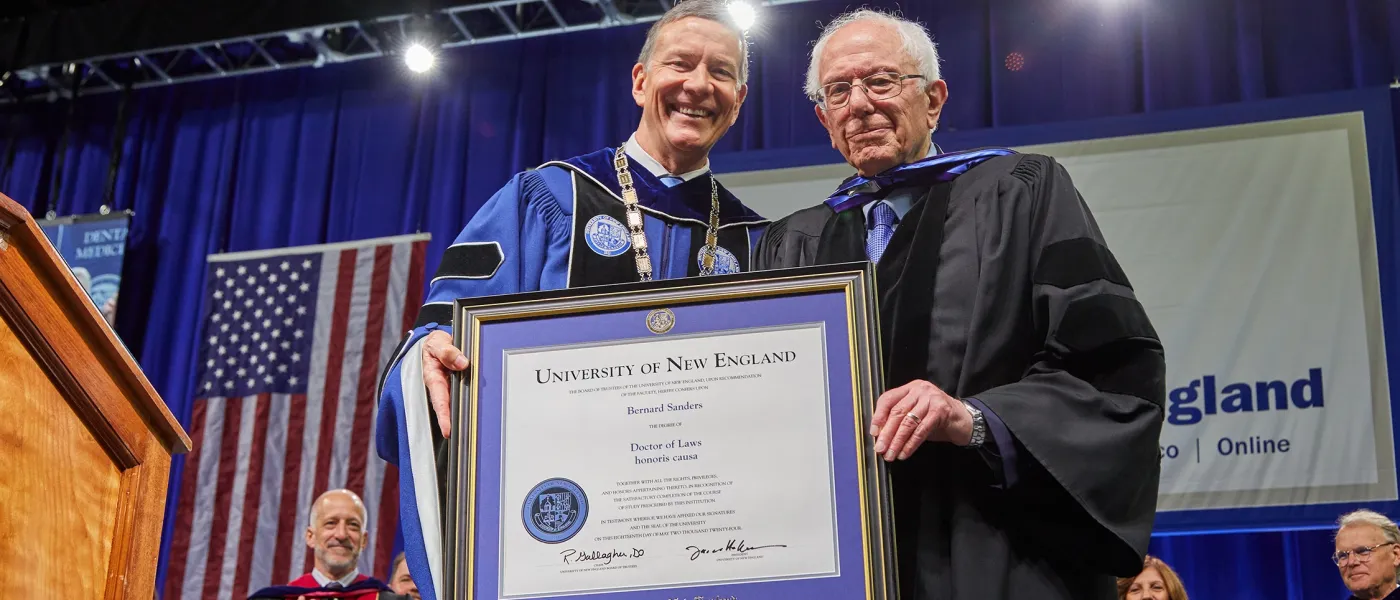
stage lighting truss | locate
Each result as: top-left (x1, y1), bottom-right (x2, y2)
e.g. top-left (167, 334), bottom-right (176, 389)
top-left (0, 0), bottom-right (808, 104)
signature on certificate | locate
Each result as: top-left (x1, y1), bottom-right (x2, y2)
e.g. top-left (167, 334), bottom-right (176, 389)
top-left (560, 547), bottom-right (645, 566)
top-left (685, 539), bottom-right (787, 561)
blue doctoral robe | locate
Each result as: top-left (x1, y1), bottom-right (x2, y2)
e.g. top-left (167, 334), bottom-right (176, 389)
top-left (375, 147), bottom-right (768, 600)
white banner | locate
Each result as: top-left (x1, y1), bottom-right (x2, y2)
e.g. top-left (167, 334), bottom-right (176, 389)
top-left (720, 111), bottom-right (1395, 512)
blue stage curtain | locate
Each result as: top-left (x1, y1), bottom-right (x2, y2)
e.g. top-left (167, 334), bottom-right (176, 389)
top-left (0, 0), bottom-right (1394, 598)
top-left (1150, 529), bottom-right (1349, 599)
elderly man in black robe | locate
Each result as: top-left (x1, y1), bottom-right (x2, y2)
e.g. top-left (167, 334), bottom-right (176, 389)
top-left (754, 8), bottom-right (1167, 600)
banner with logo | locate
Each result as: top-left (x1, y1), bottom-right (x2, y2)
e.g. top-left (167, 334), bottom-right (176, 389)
top-left (720, 105), bottom-right (1397, 529)
top-left (37, 210), bottom-right (132, 325)
top-left (1025, 114), bottom-right (1394, 519)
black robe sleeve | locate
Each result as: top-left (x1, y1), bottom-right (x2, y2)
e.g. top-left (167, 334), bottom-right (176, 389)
top-left (753, 203), bottom-right (834, 271)
top-left (972, 156), bottom-right (1165, 577)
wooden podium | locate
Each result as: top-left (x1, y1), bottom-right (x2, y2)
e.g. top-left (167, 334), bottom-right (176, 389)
top-left (0, 193), bottom-right (191, 598)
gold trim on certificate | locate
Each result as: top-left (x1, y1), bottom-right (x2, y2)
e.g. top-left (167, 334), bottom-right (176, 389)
top-left (447, 264), bottom-right (892, 600)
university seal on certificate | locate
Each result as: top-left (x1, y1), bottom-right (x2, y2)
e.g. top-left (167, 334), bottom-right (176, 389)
top-left (645, 308), bottom-right (675, 334)
top-left (444, 263), bottom-right (894, 600)
top-left (522, 478), bottom-right (589, 543)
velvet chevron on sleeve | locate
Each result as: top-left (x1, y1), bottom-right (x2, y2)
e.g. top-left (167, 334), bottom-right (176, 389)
top-left (376, 147), bottom-right (767, 600)
top-left (752, 152), bottom-right (1165, 600)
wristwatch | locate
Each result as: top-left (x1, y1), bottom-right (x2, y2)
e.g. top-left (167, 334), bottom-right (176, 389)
top-left (963, 399), bottom-right (987, 448)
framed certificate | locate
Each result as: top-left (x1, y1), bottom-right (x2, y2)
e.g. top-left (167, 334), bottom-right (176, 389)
top-left (447, 263), bottom-right (894, 600)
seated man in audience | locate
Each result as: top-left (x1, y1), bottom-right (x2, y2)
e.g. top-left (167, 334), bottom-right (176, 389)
top-left (388, 552), bottom-right (420, 599)
top-left (1334, 509), bottom-right (1400, 600)
top-left (248, 489), bottom-right (405, 599)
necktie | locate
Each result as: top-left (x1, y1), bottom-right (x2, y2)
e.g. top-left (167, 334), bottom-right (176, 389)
top-left (326, 581), bottom-right (343, 589)
top-left (866, 201), bottom-right (898, 263)
top-left (658, 175), bottom-right (684, 188)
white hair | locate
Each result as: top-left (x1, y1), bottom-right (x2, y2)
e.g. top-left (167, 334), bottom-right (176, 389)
top-left (804, 8), bottom-right (941, 101)
top-left (1338, 509), bottom-right (1400, 578)
top-left (1338, 509), bottom-right (1400, 544)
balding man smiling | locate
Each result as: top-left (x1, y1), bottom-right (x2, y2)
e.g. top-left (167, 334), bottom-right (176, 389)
top-left (248, 489), bottom-right (408, 599)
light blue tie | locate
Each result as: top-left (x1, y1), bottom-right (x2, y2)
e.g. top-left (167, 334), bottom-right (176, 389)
top-left (659, 175), bottom-right (684, 188)
top-left (866, 201), bottom-right (898, 263)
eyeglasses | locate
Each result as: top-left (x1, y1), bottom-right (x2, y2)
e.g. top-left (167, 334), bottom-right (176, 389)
top-left (1332, 542), bottom-right (1396, 565)
top-left (814, 72), bottom-right (926, 109)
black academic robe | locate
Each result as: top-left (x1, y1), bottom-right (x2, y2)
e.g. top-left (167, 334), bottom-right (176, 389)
top-left (754, 152), bottom-right (1166, 600)
top-left (1349, 586), bottom-right (1400, 600)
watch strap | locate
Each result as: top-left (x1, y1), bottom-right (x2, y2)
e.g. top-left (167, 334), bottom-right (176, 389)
top-left (963, 399), bottom-right (987, 448)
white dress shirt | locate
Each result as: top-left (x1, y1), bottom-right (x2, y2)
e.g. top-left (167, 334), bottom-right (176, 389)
top-left (312, 567), bottom-right (359, 588)
top-left (624, 133), bottom-right (710, 183)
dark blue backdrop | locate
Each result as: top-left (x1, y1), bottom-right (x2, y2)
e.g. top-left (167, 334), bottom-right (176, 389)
top-left (2, 0), bottom-right (1398, 598)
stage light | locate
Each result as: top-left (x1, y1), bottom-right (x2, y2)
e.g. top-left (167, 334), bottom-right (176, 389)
top-left (727, 1), bottom-right (756, 31)
top-left (404, 43), bottom-right (436, 73)
top-left (1005, 52), bottom-right (1025, 72)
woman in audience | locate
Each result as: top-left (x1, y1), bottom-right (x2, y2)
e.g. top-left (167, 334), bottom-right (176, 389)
top-left (1117, 555), bottom-right (1189, 600)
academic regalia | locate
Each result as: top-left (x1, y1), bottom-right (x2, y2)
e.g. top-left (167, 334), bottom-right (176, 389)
top-left (376, 146), bottom-right (768, 600)
top-left (248, 573), bottom-right (397, 599)
top-left (1349, 587), bottom-right (1400, 600)
top-left (754, 150), bottom-right (1166, 600)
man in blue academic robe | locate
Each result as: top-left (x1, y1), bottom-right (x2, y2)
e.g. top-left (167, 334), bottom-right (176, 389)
top-left (375, 2), bottom-right (765, 599)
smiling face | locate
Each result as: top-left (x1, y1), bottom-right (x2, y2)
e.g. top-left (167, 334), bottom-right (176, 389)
top-left (813, 20), bottom-right (947, 176)
top-left (1337, 524), bottom-right (1400, 596)
top-left (631, 16), bottom-right (748, 174)
top-left (304, 490), bottom-right (367, 578)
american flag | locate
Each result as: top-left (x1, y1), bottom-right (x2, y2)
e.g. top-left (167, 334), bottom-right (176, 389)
top-left (163, 234), bottom-right (429, 600)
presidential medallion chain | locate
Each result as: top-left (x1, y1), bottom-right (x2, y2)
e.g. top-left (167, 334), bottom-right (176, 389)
top-left (613, 146), bottom-right (722, 281)
top-left (702, 175), bottom-right (721, 274)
